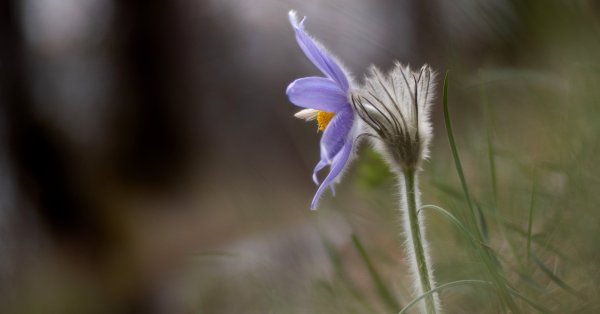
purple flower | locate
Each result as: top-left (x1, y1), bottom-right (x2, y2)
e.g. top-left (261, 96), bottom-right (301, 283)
top-left (286, 11), bottom-right (356, 209)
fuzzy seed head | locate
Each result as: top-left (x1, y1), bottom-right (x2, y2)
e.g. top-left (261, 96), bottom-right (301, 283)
top-left (352, 63), bottom-right (436, 172)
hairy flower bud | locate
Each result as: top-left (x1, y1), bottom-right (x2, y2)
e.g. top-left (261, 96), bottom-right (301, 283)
top-left (352, 63), bottom-right (436, 172)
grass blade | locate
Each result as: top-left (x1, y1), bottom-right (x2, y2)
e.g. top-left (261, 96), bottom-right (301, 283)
top-left (442, 72), bottom-right (478, 233)
top-left (443, 72), bottom-right (520, 313)
top-left (418, 204), bottom-right (485, 248)
top-left (351, 234), bottom-right (401, 312)
top-left (398, 280), bottom-right (493, 314)
top-left (532, 253), bottom-right (586, 300)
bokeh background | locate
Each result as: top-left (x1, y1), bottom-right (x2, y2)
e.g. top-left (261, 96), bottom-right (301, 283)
top-left (1, 0), bottom-right (599, 313)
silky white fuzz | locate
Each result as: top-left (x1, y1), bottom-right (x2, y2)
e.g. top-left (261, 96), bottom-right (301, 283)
top-left (352, 63), bottom-right (436, 172)
top-left (355, 63), bottom-right (440, 313)
top-left (398, 173), bottom-right (441, 313)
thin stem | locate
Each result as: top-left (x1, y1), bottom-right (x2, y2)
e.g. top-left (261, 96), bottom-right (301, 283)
top-left (402, 168), bottom-right (437, 314)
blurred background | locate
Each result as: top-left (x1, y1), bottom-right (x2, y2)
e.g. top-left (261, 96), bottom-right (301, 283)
top-left (1, 0), bottom-right (599, 313)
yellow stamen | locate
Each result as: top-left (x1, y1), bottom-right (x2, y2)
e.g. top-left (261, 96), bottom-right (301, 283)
top-left (316, 111), bottom-right (335, 132)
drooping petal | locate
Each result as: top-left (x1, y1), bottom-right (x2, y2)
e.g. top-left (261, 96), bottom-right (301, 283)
top-left (319, 108), bottom-right (353, 161)
top-left (310, 139), bottom-right (353, 209)
top-left (311, 108), bottom-right (353, 185)
top-left (312, 159), bottom-right (327, 185)
top-left (287, 77), bottom-right (348, 112)
top-left (289, 11), bottom-right (349, 91)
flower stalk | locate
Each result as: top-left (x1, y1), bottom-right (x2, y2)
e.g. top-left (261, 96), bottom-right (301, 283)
top-left (401, 167), bottom-right (437, 314)
top-left (352, 63), bottom-right (440, 313)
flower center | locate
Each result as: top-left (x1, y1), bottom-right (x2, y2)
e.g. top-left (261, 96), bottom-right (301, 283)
top-left (316, 111), bottom-right (335, 131)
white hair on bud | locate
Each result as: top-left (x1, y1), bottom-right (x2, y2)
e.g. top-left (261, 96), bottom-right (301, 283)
top-left (354, 63), bottom-right (441, 312)
top-left (353, 63), bottom-right (436, 172)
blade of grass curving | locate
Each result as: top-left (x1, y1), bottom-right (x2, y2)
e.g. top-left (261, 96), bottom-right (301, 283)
top-left (418, 205), bottom-right (488, 248)
top-left (443, 72), bottom-right (520, 313)
top-left (532, 253), bottom-right (586, 300)
top-left (398, 280), bottom-right (493, 314)
top-left (442, 72), bottom-right (478, 233)
top-left (351, 234), bottom-right (401, 312)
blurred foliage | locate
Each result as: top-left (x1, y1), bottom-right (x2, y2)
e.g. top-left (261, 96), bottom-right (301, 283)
top-left (2, 0), bottom-right (600, 313)
top-left (354, 149), bottom-right (393, 192)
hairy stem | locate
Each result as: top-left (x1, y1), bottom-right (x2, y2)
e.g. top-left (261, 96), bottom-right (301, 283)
top-left (402, 168), bottom-right (438, 314)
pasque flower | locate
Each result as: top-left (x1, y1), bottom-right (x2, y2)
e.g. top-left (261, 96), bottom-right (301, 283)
top-left (354, 63), bottom-right (440, 313)
top-left (286, 11), bottom-right (357, 209)
top-left (285, 10), bottom-right (441, 312)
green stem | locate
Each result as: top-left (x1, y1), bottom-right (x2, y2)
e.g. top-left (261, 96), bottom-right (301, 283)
top-left (403, 168), bottom-right (437, 314)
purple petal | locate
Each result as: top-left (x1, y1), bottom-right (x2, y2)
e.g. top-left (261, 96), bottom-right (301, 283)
top-left (287, 77), bottom-right (348, 112)
top-left (312, 160), bottom-right (327, 185)
top-left (319, 109), bottom-right (353, 161)
top-left (289, 12), bottom-right (349, 91)
top-left (310, 139), bottom-right (353, 210)
top-left (312, 108), bottom-right (353, 185)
